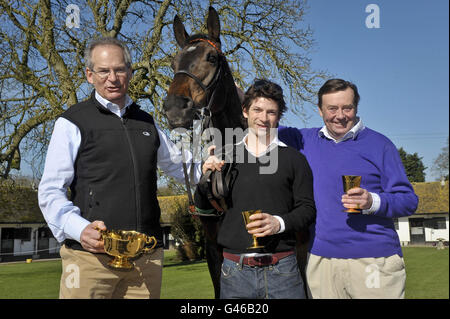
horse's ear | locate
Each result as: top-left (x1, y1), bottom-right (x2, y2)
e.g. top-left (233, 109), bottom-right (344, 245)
top-left (173, 15), bottom-right (189, 47)
top-left (207, 6), bottom-right (220, 42)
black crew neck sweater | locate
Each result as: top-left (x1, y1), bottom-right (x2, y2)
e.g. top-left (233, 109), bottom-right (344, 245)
top-left (196, 144), bottom-right (316, 254)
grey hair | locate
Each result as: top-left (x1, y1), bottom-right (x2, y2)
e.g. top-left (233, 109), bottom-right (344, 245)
top-left (84, 37), bottom-right (132, 69)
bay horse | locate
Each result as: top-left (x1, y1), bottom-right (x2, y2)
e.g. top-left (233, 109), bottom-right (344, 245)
top-left (163, 7), bottom-right (243, 299)
top-left (163, 7), bottom-right (310, 298)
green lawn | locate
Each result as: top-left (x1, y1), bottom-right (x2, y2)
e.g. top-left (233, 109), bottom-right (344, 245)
top-left (0, 247), bottom-right (447, 299)
top-left (403, 247), bottom-right (449, 299)
top-left (161, 250), bottom-right (214, 299)
top-left (0, 258), bottom-right (61, 299)
top-left (0, 250), bottom-right (213, 299)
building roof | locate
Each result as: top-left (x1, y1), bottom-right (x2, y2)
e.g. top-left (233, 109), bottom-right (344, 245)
top-left (0, 185), bottom-right (44, 223)
top-left (0, 184), bottom-right (189, 224)
top-left (412, 181), bottom-right (449, 214)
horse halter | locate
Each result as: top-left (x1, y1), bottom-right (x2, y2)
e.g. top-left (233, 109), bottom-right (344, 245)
top-left (173, 38), bottom-right (224, 119)
top-left (174, 38), bottom-right (226, 215)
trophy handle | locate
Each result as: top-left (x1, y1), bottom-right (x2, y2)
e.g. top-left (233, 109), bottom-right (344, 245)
top-left (143, 236), bottom-right (157, 253)
top-left (94, 226), bottom-right (107, 238)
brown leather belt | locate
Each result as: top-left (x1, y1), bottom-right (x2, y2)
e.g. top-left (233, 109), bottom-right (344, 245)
top-left (223, 251), bottom-right (295, 267)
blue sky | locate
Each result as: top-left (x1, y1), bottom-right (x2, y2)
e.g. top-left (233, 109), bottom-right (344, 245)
top-left (280, 0), bottom-right (449, 181)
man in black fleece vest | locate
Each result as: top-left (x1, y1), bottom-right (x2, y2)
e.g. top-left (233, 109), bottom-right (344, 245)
top-left (195, 79), bottom-right (316, 299)
top-left (38, 37), bottom-right (200, 298)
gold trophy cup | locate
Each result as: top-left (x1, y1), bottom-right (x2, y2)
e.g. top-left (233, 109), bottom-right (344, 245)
top-left (242, 210), bottom-right (264, 249)
top-left (97, 228), bottom-right (157, 270)
top-left (342, 175), bottom-right (362, 213)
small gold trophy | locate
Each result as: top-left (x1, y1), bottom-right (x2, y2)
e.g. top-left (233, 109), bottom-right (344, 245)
top-left (342, 175), bottom-right (362, 213)
top-left (242, 210), bottom-right (264, 249)
top-left (97, 228), bottom-right (157, 270)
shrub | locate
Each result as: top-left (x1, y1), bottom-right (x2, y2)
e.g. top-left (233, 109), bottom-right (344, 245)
top-left (158, 195), bottom-right (205, 261)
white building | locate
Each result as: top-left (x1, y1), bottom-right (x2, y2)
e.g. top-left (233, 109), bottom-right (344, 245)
top-left (0, 223), bottom-right (60, 261)
top-left (395, 181), bottom-right (449, 246)
top-left (0, 184), bottom-right (60, 262)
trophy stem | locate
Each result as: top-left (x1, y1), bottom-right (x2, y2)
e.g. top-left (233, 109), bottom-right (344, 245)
top-left (344, 208), bottom-right (362, 213)
top-left (248, 236), bottom-right (264, 249)
top-left (109, 256), bottom-right (134, 270)
top-left (242, 210), bottom-right (265, 249)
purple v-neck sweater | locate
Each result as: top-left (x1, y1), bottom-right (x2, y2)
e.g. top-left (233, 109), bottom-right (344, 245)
top-left (278, 126), bottom-right (418, 258)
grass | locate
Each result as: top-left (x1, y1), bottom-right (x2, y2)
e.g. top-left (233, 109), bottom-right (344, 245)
top-left (161, 250), bottom-right (214, 299)
top-left (403, 247), bottom-right (449, 299)
top-left (0, 247), bottom-right (447, 299)
top-left (0, 258), bottom-right (61, 299)
top-left (0, 250), bottom-right (213, 299)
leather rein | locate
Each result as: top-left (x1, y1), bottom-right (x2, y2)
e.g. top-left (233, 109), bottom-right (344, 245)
top-left (175, 38), bottom-right (227, 216)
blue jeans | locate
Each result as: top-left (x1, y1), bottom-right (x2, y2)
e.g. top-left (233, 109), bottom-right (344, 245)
top-left (220, 254), bottom-right (306, 299)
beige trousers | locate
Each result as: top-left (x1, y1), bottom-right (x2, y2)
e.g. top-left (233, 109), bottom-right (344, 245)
top-left (59, 245), bottom-right (163, 299)
top-left (306, 253), bottom-right (406, 299)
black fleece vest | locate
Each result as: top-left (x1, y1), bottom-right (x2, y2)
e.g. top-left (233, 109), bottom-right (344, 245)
top-left (61, 93), bottom-right (163, 248)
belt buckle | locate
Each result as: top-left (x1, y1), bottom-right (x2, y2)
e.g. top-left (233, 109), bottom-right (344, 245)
top-left (249, 255), bottom-right (273, 267)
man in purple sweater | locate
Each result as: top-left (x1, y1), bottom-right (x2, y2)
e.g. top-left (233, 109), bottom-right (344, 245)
top-left (278, 78), bottom-right (418, 298)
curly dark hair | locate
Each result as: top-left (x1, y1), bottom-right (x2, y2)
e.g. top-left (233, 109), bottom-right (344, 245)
top-left (242, 79), bottom-right (287, 119)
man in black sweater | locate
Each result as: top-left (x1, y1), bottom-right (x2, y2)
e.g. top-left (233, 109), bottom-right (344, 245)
top-left (195, 79), bottom-right (316, 299)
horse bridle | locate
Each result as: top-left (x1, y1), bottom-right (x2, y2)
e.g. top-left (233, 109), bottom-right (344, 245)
top-left (173, 38), bottom-right (224, 122)
top-left (175, 38), bottom-right (227, 215)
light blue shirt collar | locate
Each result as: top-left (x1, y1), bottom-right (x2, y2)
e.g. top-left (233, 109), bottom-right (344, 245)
top-left (95, 91), bottom-right (133, 118)
top-left (235, 133), bottom-right (287, 147)
top-left (319, 117), bottom-right (365, 143)
top-left (236, 131), bottom-right (287, 157)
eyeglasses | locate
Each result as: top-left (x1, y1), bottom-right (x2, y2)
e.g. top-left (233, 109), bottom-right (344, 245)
top-left (91, 67), bottom-right (129, 79)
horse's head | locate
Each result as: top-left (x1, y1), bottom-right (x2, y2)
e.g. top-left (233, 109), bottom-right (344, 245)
top-left (163, 7), bottom-right (225, 129)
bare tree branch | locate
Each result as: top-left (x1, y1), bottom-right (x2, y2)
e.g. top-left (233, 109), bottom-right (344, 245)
top-left (0, 0), bottom-right (327, 179)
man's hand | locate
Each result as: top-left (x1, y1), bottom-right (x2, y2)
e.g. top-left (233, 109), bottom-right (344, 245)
top-left (246, 212), bottom-right (280, 237)
top-left (202, 145), bottom-right (224, 174)
top-left (342, 187), bottom-right (373, 210)
top-left (80, 220), bottom-right (106, 253)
